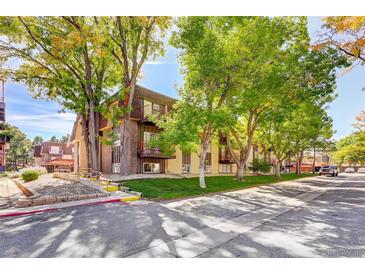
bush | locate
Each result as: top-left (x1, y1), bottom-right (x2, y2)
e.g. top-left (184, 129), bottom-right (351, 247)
top-left (19, 167), bottom-right (47, 176)
top-left (21, 170), bottom-right (40, 182)
top-left (249, 158), bottom-right (271, 173)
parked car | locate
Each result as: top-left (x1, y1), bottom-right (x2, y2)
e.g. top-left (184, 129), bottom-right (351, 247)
top-left (319, 166), bottom-right (340, 176)
top-left (358, 167), bottom-right (365, 173)
top-left (345, 167), bottom-right (355, 173)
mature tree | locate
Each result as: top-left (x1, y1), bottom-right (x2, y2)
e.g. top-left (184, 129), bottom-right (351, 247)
top-left (59, 134), bottom-right (70, 143)
top-left (332, 133), bottom-right (365, 166)
top-left (0, 16), bottom-right (120, 171)
top-left (222, 17), bottom-right (309, 181)
top-left (103, 16), bottom-right (171, 176)
top-left (317, 16), bottom-right (365, 92)
top-left (32, 135), bottom-right (44, 146)
top-left (318, 17), bottom-right (365, 63)
top-left (259, 45), bottom-right (347, 177)
top-left (332, 111), bottom-right (365, 166)
top-left (49, 136), bottom-right (59, 142)
top-left (158, 17), bottom-right (233, 188)
top-left (2, 124), bottom-right (32, 171)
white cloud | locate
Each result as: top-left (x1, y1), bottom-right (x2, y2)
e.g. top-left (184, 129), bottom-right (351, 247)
top-left (7, 112), bottom-right (76, 137)
top-left (144, 61), bottom-right (175, 65)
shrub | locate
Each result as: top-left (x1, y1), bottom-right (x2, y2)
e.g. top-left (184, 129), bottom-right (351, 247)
top-left (21, 170), bottom-right (40, 182)
top-left (249, 158), bottom-right (271, 173)
top-left (19, 167), bottom-right (47, 176)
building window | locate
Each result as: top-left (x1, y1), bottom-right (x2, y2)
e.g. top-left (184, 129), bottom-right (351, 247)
top-left (143, 163), bottom-right (160, 173)
top-left (204, 152), bottom-right (212, 173)
top-left (112, 146), bottom-right (120, 164)
top-left (113, 125), bottom-right (121, 147)
top-left (144, 99), bottom-right (153, 117)
top-left (219, 164), bottom-right (232, 174)
top-left (143, 131), bottom-right (159, 152)
top-left (49, 146), bottom-right (60, 154)
top-left (182, 152), bottom-right (191, 174)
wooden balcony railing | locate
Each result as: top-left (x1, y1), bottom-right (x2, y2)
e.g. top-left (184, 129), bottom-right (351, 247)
top-left (218, 148), bottom-right (235, 163)
top-left (137, 142), bottom-right (175, 159)
top-left (140, 104), bottom-right (165, 123)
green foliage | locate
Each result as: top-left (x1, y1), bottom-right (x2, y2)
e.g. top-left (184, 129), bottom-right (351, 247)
top-left (2, 124), bottom-right (32, 171)
top-left (21, 170), bottom-right (39, 182)
top-left (32, 136), bottom-right (44, 146)
top-left (249, 158), bottom-right (271, 173)
top-left (332, 129), bottom-right (365, 166)
top-left (49, 136), bottom-right (59, 142)
top-left (59, 134), bottom-right (70, 144)
top-left (123, 174), bottom-right (314, 200)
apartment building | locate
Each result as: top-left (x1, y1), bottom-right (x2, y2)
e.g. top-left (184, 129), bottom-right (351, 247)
top-left (33, 141), bottom-right (74, 172)
top-left (70, 85), bottom-right (263, 176)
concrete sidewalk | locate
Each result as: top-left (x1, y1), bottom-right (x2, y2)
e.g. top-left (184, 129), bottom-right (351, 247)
top-left (0, 177), bottom-right (22, 208)
top-left (0, 191), bottom-right (140, 218)
top-left (128, 180), bottom-right (338, 258)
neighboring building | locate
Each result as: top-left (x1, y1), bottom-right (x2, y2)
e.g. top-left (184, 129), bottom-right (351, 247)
top-left (33, 141), bottom-right (74, 172)
top-left (33, 145), bottom-right (42, 166)
top-left (70, 85), bottom-right (264, 176)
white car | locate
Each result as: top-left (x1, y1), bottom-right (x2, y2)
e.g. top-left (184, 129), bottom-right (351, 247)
top-left (345, 167), bottom-right (355, 173)
top-left (357, 167), bottom-right (365, 173)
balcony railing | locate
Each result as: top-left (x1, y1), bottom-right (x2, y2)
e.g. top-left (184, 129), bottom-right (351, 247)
top-left (137, 142), bottom-right (175, 159)
top-left (218, 149), bottom-right (235, 163)
top-left (140, 104), bottom-right (165, 123)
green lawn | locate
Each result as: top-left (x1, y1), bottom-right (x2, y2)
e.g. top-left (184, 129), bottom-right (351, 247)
top-left (122, 173), bottom-right (315, 200)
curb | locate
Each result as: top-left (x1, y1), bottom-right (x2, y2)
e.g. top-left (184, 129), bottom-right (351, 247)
top-left (0, 197), bottom-right (131, 219)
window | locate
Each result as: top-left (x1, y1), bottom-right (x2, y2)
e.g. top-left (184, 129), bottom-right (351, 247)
top-left (153, 104), bottom-right (160, 111)
top-left (204, 152), bottom-right (212, 173)
top-left (112, 146), bottom-right (120, 164)
top-left (49, 146), bottom-right (60, 154)
top-left (143, 163), bottom-right (160, 173)
top-left (219, 164), bottom-right (232, 174)
top-left (182, 152), bottom-right (191, 174)
top-left (144, 131), bottom-right (159, 148)
top-left (144, 99), bottom-right (153, 116)
top-left (113, 125), bottom-right (121, 147)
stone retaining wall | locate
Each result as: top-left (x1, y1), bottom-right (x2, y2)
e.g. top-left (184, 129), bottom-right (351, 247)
top-left (16, 193), bottom-right (108, 208)
top-left (53, 172), bottom-right (80, 182)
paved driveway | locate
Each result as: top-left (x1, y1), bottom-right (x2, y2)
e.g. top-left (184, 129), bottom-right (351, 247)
top-left (0, 174), bottom-right (364, 258)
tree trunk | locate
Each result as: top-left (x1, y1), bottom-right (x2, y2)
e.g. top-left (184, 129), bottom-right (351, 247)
top-left (81, 115), bottom-right (91, 169)
top-left (120, 82), bottom-right (136, 176)
top-left (236, 161), bottom-right (244, 182)
top-left (312, 147), bottom-right (316, 174)
top-left (88, 102), bottom-right (98, 171)
top-left (275, 161), bottom-right (281, 177)
top-left (94, 110), bottom-right (100, 171)
top-left (198, 138), bottom-right (210, 189)
top-left (296, 151), bottom-right (303, 175)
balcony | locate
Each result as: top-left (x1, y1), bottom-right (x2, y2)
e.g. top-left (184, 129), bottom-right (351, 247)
top-left (138, 142), bottom-right (175, 159)
top-left (140, 104), bottom-right (166, 125)
top-left (218, 149), bottom-right (235, 163)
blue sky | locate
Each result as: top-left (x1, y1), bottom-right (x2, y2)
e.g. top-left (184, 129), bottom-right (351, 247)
top-left (4, 17), bottom-right (365, 141)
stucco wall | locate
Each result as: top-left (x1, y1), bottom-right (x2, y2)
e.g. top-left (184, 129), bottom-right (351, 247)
top-left (166, 143), bottom-right (235, 175)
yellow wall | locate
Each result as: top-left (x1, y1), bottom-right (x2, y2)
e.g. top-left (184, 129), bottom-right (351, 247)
top-left (166, 143), bottom-right (236, 175)
top-left (72, 118), bottom-right (88, 172)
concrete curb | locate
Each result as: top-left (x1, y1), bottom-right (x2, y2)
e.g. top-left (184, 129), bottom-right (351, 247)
top-left (0, 195), bottom-right (140, 219)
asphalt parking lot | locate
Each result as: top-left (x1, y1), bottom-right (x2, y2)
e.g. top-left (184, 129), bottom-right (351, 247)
top-left (0, 173), bottom-right (364, 258)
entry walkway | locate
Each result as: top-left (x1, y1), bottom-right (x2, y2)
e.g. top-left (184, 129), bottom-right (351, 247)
top-left (0, 177), bottom-right (21, 208)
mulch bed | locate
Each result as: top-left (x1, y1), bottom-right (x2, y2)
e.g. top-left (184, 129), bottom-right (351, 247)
top-left (35, 182), bottom-right (102, 197)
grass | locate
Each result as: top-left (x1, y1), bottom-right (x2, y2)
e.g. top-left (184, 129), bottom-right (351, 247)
top-left (123, 173), bottom-right (315, 200)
